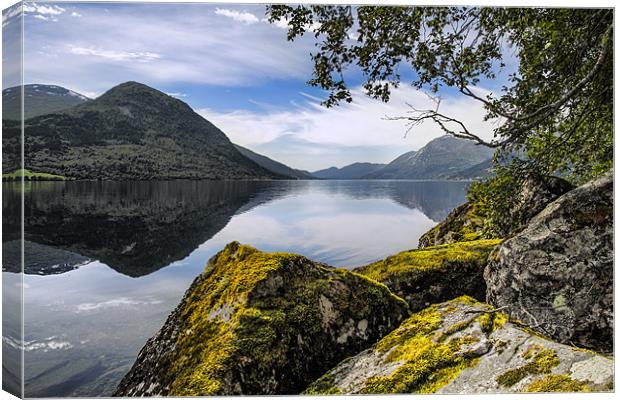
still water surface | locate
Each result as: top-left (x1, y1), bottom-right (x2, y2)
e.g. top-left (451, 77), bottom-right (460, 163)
top-left (2, 179), bottom-right (468, 397)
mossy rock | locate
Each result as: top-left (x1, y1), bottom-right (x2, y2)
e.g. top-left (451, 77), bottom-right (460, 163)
top-left (114, 242), bottom-right (409, 396)
top-left (418, 202), bottom-right (487, 248)
top-left (304, 297), bottom-right (613, 394)
top-left (354, 239), bottom-right (501, 311)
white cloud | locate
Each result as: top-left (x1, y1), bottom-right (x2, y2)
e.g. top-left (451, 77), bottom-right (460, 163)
top-left (24, 4), bottom-right (314, 91)
top-left (69, 46), bottom-right (162, 62)
top-left (2, 4), bottom-right (22, 28)
top-left (166, 92), bottom-right (188, 98)
top-left (76, 297), bottom-right (162, 312)
top-left (23, 4), bottom-right (65, 22)
top-left (34, 14), bottom-right (58, 22)
top-left (214, 8), bottom-right (259, 24)
top-left (262, 16), bottom-right (321, 32)
top-left (3, 335), bottom-right (73, 352)
top-left (71, 12), bottom-right (82, 18)
top-left (198, 84), bottom-right (498, 170)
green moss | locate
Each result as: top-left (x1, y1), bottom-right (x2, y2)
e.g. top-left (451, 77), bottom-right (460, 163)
top-left (356, 239), bottom-right (502, 283)
top-left (357, 297), bottom-right (487, 394)
top-left (418, 202), bottom-right (492, 247)
top-left (526, 374), bottom-right (591, 393)
top-left (478, 312), bottom-right (508, 333)
top-left (2, 168), bottom-right (65, 181)
top-left (496, 348), bottom-right (560, 387)
top-left (304, 372), bottom-right (342, 395)
top-left (361, 335), bottom-right (477, 394)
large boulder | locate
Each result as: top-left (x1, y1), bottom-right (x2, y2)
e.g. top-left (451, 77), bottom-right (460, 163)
top-left (355, 239), bottom-right (500, 311)
top-left (485, 172), bottom-right (613, 354)
top-left (114, 242), bottom-right (408, 396)
top-left (305, 297), bottom-right (613, 394)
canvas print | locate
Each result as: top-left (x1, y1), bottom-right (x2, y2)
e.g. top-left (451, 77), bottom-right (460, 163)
top-left (1, 1), bottom-right (614, 398)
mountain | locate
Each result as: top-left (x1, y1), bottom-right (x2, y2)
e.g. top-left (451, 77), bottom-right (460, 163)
top-left (365, 136), bottom-right (495, 179)
top-left (2, 84), bottom-right (90, 120)
top-left (312, 162), bottom-right (386, 179)
top-left (2, 82), bottom-right (281, 180)
top-left (447, 157), bottom-right (494, 180)
top-left (234, 144), bottom-right (314, 179)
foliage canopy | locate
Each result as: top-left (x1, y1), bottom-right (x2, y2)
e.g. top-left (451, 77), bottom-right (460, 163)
top-left (266, 6), bottom-right (613, 184)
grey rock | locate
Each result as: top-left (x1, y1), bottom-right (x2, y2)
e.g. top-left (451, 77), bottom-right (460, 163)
top-left (510, 174), bottom-right (574, 231)
top-left (305, 297), bottom-right (613, 394)
top-left (485, 171), bottom-right (613, 354)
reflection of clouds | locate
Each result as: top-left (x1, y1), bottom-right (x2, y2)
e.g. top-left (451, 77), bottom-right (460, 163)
top-left (202, 193), bottom-right (436, 267)
top-left (76, 297), bottom-right (162, 312)
top-left (3, 335), bottom-right (73, 352)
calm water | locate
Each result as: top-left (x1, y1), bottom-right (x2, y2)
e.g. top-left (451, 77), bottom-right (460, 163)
top-left (2, 179), bottom-right (468, 397)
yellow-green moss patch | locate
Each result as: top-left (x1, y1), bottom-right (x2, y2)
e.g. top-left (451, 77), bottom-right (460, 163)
top-left (496, 348), bottom-right (560, 387)
top-left (355, 297), bottom-right (486, 394)
top-left (526, 374), bottom-right (591, 393)
top-left (478, 312), bottom-right (508, 333)
top-left (356, 239), bottom-right (501, 283)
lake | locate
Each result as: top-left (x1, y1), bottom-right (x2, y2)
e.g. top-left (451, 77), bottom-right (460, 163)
top-left (2, 179), bottom-right (469, 397)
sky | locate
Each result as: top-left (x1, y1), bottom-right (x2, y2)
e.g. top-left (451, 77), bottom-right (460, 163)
top-left (3, 2), bottom-right (514, 171)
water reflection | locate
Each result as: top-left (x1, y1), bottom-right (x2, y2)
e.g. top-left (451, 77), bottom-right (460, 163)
top-left (2, 179), bottom-right (468, 397)
top-left (4, 180), bottom-right (468, 276)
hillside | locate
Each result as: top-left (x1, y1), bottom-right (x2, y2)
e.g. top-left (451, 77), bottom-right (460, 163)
top-left (1, 82), bottom-right (281, 180)
top-left (234, 144), bottom-right (314, 179)
top-left (366, 136), bottom-right (494, 179)
top-left (2, 84), bottom-right (90, 120)
top-left (312, 162), bottom-right (386, 179)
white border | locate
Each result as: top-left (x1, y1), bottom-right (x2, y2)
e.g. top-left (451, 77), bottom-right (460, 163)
top-left (0, 1), bottom-right (616, 400)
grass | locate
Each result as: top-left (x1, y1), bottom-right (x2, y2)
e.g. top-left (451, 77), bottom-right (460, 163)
top-left (2, 168), bottom-right (65, 181)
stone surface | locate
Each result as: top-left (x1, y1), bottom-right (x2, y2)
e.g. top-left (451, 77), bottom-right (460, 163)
top-left (355, 239), bottom-right (500, 312)
top-left (510, 174), bottom-right (574, 231)
top-left (485, 172), bottom-right (613, 354)
top-left (305, 297), bottom-right (613, 394)
top-left (114, 242), bottom-right (408, 396)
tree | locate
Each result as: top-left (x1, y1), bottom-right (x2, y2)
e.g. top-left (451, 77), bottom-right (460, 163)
top-left (266, 6), bottom-right (613, 184)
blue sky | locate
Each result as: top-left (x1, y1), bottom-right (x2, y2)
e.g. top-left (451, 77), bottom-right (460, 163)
top-left (4, 2), bottom-right (512, 170)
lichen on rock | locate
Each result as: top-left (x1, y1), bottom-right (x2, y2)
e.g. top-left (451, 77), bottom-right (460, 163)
top-left (485, 171), bottom-right (613, 354)
top-left (304, 297), bottom-right (613, 395)
top-left (354, 239), bottom-right (501, 311)
top-left (114, 241), bottom-right (409, 396)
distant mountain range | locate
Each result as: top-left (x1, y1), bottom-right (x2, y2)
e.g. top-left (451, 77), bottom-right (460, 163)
top-left (312, 163), bottom-right (386, 179)
top-left (2, 84), bottom-right (90, 120)
top-left (313, 136), bottom-right (495, 180)
top-left (365, 136), bottom-right (494, 179)
top-left (234, 144), bottom-right (315, 180)
top-left (2, 82), bottom-right (495, 181)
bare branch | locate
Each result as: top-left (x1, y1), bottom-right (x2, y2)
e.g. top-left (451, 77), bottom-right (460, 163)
top-left (384, 98), bottom-right (503, 148)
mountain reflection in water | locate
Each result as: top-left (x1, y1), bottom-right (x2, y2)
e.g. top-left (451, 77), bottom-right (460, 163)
top-left (3, 180), bottom-right (468, 277)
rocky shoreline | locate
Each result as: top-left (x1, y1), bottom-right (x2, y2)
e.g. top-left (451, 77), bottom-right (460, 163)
top-left (114, 171), bottom-right (613, 395)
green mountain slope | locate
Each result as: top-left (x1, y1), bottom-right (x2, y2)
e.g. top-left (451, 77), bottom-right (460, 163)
top-left (312, 162), bottom-right (386, 179)
top-left (2, 82), bottom-right (282, 180)
top-left (234, 144), bottom-right (314, 179)
top-left (365, 136), bottom-right (494, 179)
top-left (2, 84), bottom-right (90, 120)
